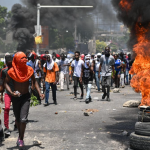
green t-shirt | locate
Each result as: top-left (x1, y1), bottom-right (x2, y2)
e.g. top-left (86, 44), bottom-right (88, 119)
top-left (1, 67), bottom-right (14, 95)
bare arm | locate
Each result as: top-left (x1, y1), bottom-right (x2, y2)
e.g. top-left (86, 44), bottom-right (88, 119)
top-left (63, 64), bottom-right (70, 66)
top-left (31, 74), bottom-right (44, 99)
top-left (4, 74), bottom-right (20, 97)
top-left (98, 64), bottom-right (102, 78)
top-left (53, 71), bottom-right (59, 85)
top-left (4, 74), bottom-right (13, 95)
top-left (71, 67), bottom-right (74, 79)
top-left (112, 65), bottom-right (115, 78)
top-left (31, 74), bottom-right (41, 95)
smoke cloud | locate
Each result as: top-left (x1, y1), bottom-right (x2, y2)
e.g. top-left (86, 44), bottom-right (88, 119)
top-left (10, 0), bottom-right (117, 52)
top-left (111, 0), bottom-right (150, 52)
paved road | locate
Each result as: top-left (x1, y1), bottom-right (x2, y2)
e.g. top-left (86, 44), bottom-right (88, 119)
top-left (0, 84), bottom-right (140, 150)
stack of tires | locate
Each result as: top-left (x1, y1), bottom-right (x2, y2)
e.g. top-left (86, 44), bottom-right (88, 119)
top-left (130, 107), bottom-right (150, 150)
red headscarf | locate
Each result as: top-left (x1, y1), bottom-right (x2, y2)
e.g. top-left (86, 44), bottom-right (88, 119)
top-left (8, 52), bottom-right (34, 83)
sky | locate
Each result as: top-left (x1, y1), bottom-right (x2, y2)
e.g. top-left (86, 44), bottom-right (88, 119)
top-left (0, 0), bottom-right (22, 11)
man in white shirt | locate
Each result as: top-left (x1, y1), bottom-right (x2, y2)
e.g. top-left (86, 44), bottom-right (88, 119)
top-left (71, 51), bottom-right (84, 100)
top-left (59, 53), bottom-right (70, 90)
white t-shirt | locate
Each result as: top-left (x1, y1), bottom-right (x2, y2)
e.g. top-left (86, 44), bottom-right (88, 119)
top-left (100, 55), bottom-right (115, 76)
top-left (59, 58), bottom-right (70, 74)
top-left (54, 58), bottom-right (60, 65)
top-left (95, 61), bottom-right (100, 72)
top-left (71, 59), bottom-right (84, 77)
top-left (29, 60), bottom-right (35, 69)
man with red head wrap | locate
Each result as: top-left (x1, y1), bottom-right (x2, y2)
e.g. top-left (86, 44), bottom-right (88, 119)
top-left (4, 52), bottom-right (44, 147)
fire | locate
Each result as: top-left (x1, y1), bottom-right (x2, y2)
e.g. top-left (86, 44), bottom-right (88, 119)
top-left (130, 23), bottom-right (150, 106)
top-left (119, 0), bottom-right (133, 11)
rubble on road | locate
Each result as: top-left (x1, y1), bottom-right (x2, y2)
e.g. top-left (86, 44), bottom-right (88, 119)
top-left (123, 100), bottom-right (141, 107)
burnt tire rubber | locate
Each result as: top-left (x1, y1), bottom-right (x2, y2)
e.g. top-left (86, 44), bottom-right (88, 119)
top-left (130, 132), bottom-right (150, 150)
top-left (138, 111), bottom-right (150, 122)
top-left (135, 122), bottom-right (150, 136)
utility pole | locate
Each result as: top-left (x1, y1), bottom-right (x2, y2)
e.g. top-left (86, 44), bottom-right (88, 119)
top-left (36, 4), bottom-right (93, 54)
top-left (36, 3), bottom-right (40, 55)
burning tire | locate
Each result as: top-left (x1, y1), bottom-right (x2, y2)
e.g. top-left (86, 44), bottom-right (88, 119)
top-left (138, 111), bottom-right (150, 122)
top-left (130, 132), bottom-right (150, 150)
top-left (135, 122), bottom-right (150, 136)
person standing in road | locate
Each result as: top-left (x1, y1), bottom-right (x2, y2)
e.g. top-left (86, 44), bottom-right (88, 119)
top-left (71, 51), bottom-right (84, 100)
top-left (98, 47), bottom-right (115, 101)
top-left (43, 54), bottom-right (59, 106)
top-left (94, 53), bottom-right (101, 92)
top-left (0, 55), bottom-right (14, 136)
top-left (114, 54), bottom-right (121, 88)
top-left (59, 53), bottom-right (70, 91)
top-left (4, 52), bottom-right (44, 147)
top-left (81, 54), bottom-right (94, 104)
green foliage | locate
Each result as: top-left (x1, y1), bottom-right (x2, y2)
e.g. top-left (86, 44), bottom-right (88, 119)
top-left (0, 6), bottom-right (11, 39)
top-left (30, 94), bottom-right (39, 107)
top-left (0, 61), bottom-right (4, 69)
top-left (109, 43), bottom-right (118, 52)
top-left (96, 40), bottom-right (107, 53)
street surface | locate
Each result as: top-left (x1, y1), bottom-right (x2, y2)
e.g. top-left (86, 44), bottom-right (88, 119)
top-left (0, 85), bottom-right (140, 150)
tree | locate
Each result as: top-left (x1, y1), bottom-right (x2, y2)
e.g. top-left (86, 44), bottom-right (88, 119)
top-left (109, 43), bottom-right (118, 53)
top-left (96, 40), bottom-right (107, 53)
top-left (0, 6), bottom-right (11, 40)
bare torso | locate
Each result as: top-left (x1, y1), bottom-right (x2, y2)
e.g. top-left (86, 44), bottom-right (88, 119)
top-left (13, 80), bottom-right (29, 95)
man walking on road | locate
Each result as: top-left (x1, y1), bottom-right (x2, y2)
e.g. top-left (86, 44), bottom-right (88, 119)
top-left (59, 53), bottom-right (70, 90)
top-left (71, 51), bottom-right (84, 100)
top-left (43, 54), bottom-right (59, 106)
top-left (4, 52), bottom-right (44, 147)
top-left (81, 54), bottom-right (94, 103)
top-left (99, 47), bottom-right (115, 101)
top-left (1, 55), bottom-right (14, 136)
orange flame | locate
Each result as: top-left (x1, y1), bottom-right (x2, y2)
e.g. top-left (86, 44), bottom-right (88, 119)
top-left (120, 0), bottom-right (133, 11)
top-left (130, 23), bottom-right (150, 106)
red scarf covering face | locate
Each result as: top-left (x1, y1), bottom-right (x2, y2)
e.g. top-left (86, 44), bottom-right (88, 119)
top-left (8, 52), bottom-right (34, 83)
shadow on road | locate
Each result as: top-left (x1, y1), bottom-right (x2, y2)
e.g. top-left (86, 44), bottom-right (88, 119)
top-left (7, 144), bottom-right (45, 150)
top-left (104, 108), bottom-right (138, 147)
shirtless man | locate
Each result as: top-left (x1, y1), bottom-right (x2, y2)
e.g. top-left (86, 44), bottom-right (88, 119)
top-left (4, 52), bottom-right (44, 147)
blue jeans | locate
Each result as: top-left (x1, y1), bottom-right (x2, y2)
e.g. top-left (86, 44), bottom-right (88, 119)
top-left (45, 82), bottom-right (56, 103)
top-left (95, 72), bottom-right (100, 91)
top-left (85, 84), bottom-right (92, 99)
top-left (126, 69), bottom-right (129, 84)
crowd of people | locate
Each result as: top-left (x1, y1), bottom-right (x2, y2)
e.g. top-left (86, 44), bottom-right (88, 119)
top-left (0, 47), bottom-right (133, 147)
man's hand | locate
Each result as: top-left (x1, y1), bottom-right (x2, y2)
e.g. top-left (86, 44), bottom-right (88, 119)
top-left (11, 91), bottom-right (21, 97)
top-left (40, 93), bottom-right (45, 100)
top-left (79, 77), bottom-right (82, 83)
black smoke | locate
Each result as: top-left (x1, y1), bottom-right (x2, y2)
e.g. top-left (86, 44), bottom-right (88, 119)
top-left (10, 0), bottom-right (117, 52)
top-left (111, 0), bottom-right (150, 53)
